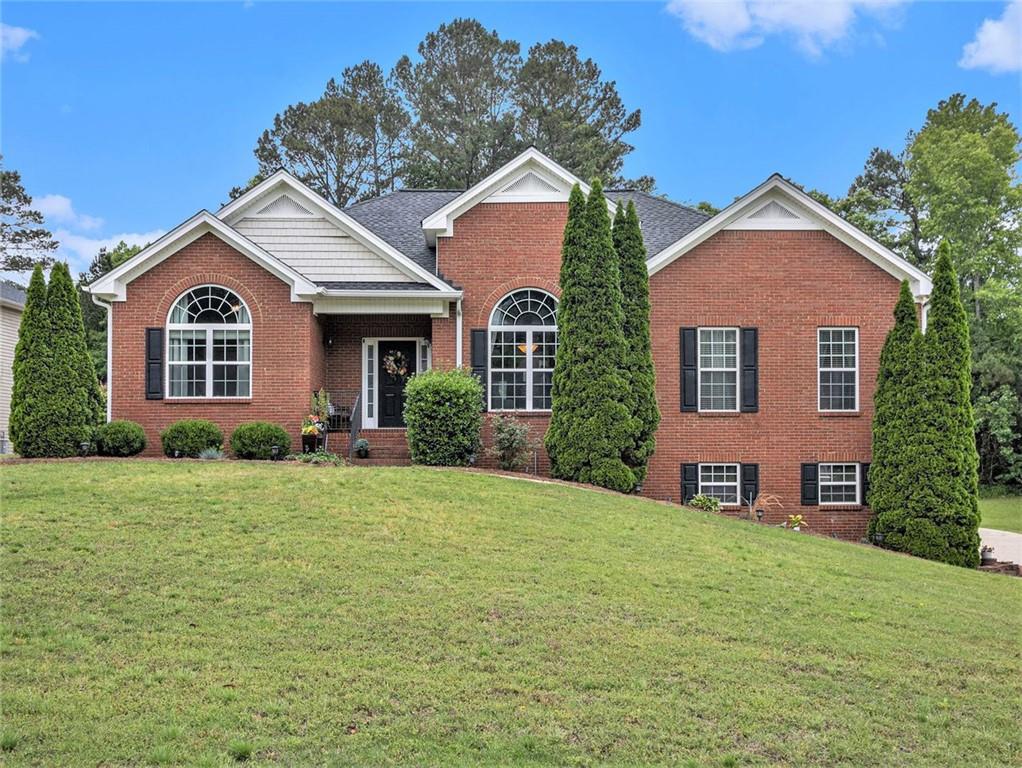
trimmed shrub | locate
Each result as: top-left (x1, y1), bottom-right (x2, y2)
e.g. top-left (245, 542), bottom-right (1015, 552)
top-left (689, 494), bottom-right (721, 513)
top-left (230, 422), bottom-right (291, 460)
top-left (487, 414), bottom-right (535, 471)
top-left (161, 420), bottom-right (223, 458)
top-left (96, 420), bottom-right (147, 457)
top-left (404, 369), bottom-right (482, 466)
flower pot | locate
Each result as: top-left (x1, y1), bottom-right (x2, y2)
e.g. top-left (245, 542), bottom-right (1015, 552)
top-left (981, 550), bottom-right (997, 566)
top-left (356, 447), bottom-right (369, 459)
top-left (302, 435), bottom-right (320, 454)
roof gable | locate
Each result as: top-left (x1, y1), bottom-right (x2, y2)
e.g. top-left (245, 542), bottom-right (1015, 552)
top-left (421, 148), bottom-right (615, 244)
top-left (218, 172), bottom-right (456, 292)
top-left (647, 174), bottom-right (933, 299)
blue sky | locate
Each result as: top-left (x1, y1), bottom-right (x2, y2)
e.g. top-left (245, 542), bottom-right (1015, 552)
top-left (2, 1), bottom-right (1020, 275)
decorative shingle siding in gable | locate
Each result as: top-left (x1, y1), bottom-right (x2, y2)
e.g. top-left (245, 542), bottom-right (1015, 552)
top-left (109, 232), bottom-right (325, 455)
top-left (645, 229), bottom-right (901, 539)
top-left (234, 217), bottom-right (415, 283)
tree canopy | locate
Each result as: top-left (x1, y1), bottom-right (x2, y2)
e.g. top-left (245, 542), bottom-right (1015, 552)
top-left (1, 160), bottom-right (58, 272)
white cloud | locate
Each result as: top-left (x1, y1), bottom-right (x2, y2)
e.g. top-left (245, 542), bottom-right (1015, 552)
top-left (666, 0), bottom-right (908, 57)
top-left (1, 23), bottom-right (39, 62)
top-left (35, 194), bottom-right (104, 231)
top-left (959, 0), bottom-right (1022, 74)
top-left (54, 229), bottom-right (164, 276)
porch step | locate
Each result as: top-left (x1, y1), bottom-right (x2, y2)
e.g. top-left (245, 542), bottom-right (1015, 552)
top-left (350, 456), bottom-right (412, 467)
top-left (350, 429), bottom-right (411, 465)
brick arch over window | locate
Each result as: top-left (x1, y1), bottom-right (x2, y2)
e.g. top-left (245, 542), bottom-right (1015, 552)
top-left (154, 273), bottom-right (264, 327)
top-left (474, 277), bottom-right (560, 328)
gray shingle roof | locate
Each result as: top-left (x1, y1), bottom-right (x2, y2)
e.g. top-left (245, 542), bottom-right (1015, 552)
top-left (343, 188), bottom-right (708, 277)
top-left (315, 280), bottom-right (438, 292)
top-left (1, 281), bottom-right (27, 307)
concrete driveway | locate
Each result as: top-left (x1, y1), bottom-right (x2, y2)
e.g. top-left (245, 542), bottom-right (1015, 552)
top-left (980, 528), bottom-right (1022, 565)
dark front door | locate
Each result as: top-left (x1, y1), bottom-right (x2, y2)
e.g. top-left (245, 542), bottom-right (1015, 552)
top-left (378, 341), bottom-right (417, 428)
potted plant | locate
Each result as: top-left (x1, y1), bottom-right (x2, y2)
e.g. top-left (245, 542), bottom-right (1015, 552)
top-left (786, 514), bottom-right (806, 531)
top-left (354, 438), bottom-right (369, 459)
top-left (301, 415), bottom-right (323, 453)
top-left (981, 545), bottom-right (997, 565)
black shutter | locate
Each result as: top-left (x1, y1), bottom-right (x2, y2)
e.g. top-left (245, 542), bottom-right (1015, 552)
top-left (801, 463), bottom-right (819, 506)
top-left (470, 329), bottom-right (488, 411)
top-left (680, 327), bottom-right (697, 412)
top-left (145, 328), bottom-right (163, 400)
top-left (741, 463), bottom-right (759, 505)
top-left (681, 463), bottom-right (699, 503)
top-left (740, 327), bottom-right (758, 413)
top-left (860, 462), bottom-right (871, 507)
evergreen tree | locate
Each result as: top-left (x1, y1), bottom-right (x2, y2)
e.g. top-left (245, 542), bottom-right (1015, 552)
top-left (9, 265), bottom-right (52, 455)
top-left (545, 180), bottom-right (637, 492)
top-left (879, 244), bottom-right (980, 567)
top-left (869, 281), bottom-right (919, 538)
top-left (613, 200), bottom-right (659, 484)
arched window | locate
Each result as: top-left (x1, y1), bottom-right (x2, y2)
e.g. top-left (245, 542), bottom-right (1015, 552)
top-left (488, 289), bottom-right (558, 411)
top-left (167, 285), bottom-right (251, 398)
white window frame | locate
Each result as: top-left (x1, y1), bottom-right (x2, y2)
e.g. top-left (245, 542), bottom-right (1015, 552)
top-left (361, 337), bottom-right (430, 429)
top-left (698, 463), bottom-right (741, 507)
top-left (697, 327), bottom-right (740, 412)
top-left (818, 327), bottom-right (859, 412)
top-left (165, 285), bottom-right (252, 400)
top-left (487, 289), bottom-right (558, 413)
top-left (818, 462), bottom-right (861, 505)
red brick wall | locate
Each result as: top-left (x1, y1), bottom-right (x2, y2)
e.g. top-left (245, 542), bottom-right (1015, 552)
top-left (645, 230), bottom-right (901, 538)
top-left (322, 314), bottom-right (431, 395)
top-left (110, 232), bottom-right (317, 455)
top-left (434, 202), bottom-right (566, 471)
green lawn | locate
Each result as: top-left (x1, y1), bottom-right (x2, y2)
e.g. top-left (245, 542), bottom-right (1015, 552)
top-left (2, 462), bottom-right (1019, 767)
top-left (979, 494), bottom-right (1022, 534)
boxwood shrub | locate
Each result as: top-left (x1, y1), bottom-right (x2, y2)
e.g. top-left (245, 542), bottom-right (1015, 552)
top-left (230, 422), bottom-right (291, 460)
top-left (404, 369), bottom-right (483, 466)
top-left (161, 419), bottom-right (223, 458)
top-left (96, 420), bottom-right (147, 457)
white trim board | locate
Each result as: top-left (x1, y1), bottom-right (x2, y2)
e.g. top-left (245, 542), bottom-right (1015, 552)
top-left (647, 174), bottom-right (933, 300)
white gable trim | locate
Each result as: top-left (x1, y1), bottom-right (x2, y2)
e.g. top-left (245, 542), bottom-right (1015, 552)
top-left (87, 211), bottom-right (318, 302)
top-left (421, 147), bottom-right (615, 244)
top-left (647, 175), bottom-right (933, 299)
top-left (218, 171), bottom-right (457, 293)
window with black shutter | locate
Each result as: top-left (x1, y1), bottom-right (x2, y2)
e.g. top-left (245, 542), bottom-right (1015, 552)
top-left (145, 327), bottom-right (164, 400)
top-left (470, 329), bottom-right (488, 411)
top-left (680, 328), bottom-right (697, 411)
top-left (740, 328), bottom-right (758, 412)
top-left (801, 463), bottom-right (819, 506)
top-left (681, 463), bottom-right (699, 503)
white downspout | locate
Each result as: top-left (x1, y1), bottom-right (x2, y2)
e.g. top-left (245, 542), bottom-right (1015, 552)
top-left (91, 294), bottom-right (113, 422)
top-left (455, 298), bottom-right (463, 368)
top-left (920, 297), bottom-right (930, 333)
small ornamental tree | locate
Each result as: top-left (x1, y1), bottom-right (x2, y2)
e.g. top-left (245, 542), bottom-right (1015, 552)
top-left (868, 280), bottom-right (918, 538)
top-left (614, 200), bottom-right (659, 484)
top-left (545, 180), bottom-right (638, 492)
top-left (9, 265), bottom-right (53, 456)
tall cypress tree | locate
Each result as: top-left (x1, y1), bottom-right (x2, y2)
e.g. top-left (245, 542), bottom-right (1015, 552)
top-left (880, 244), bottom-right (980, 567)
top-left (614, 200), bottom-right (659, 484)
top-left (545, 180), bottom-right (637, 492)
top-left (43, 263), bottom-right (101, 456)
top-left (9, 265), bottom-right (52, 456)
top-left (869, 281), bottom-right (919, 538)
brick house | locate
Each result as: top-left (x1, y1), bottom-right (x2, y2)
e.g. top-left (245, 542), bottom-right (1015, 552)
top-left (88, 148), bottom-right (932, 538)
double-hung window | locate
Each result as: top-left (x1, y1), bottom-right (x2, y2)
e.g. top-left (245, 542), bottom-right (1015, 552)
top-left (698, 327), bottom-right (738, 411)
top-left (818, 328), bottom-right (858, 411)
top-left (698, 463), bottom-right (740, 505)
top-left (167, 285), bottom-right (251, 398)
top-left (489, 289), bottom-right (558, 411)
top-left (819, 463), bottom-right (860, 504)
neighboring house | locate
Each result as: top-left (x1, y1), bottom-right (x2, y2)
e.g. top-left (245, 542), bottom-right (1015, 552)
top-left (88, 148), bottom-right (931, 537)
top-left (0, 282), bottom-right (27, 453)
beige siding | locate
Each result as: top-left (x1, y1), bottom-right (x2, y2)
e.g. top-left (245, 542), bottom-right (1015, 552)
top-left (0, 303), bottom-right (23, 448)
top-left (234, 217), bottom-right (415, 283)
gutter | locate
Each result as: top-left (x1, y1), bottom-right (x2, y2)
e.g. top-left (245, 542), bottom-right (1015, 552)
top-left (90, 294), bottom-right (113, 423)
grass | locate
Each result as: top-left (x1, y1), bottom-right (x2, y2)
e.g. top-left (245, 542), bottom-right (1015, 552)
top-left (2, 461), bottom-right (1020, 767)
top-left (979, 493), bottom-right (1022, 534)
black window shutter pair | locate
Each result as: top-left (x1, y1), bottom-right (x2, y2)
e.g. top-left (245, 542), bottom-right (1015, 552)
top-left (145, 328), bottom-right (163, 400)
top-left (679, 327), bottom-right (758, 412)
top-left (680, 462), bottom-right (759, 505)
top-left (470, 329), bottom-right (488, 411)
top-left (800, 462), bottom-right (871, 505)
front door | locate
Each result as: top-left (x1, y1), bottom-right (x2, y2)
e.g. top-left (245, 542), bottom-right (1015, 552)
top-left (378, 341), bottom-right (417, 428)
